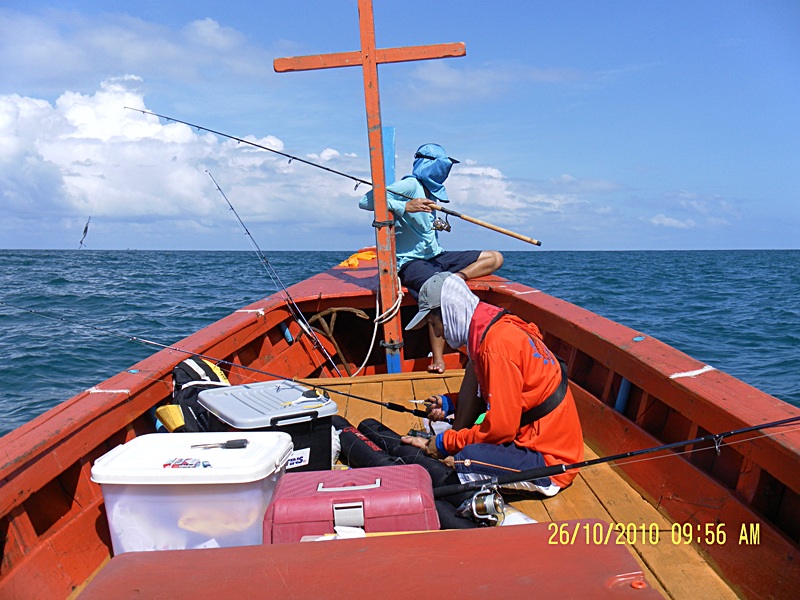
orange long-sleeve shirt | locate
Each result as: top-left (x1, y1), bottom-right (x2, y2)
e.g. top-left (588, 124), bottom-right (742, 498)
top-left (441, 303), bottom-right (584, 488)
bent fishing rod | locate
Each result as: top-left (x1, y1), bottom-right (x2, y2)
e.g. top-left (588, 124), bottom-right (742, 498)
top-left (206, 170), bottom-right (343, 377)
top-left (433, 414), bottom-right (800, 498)
top-left (0, 301), bottom-right (427, 420)
top-left (126, 108), bottom-right (371, 189)
top-left (125, 107), bottom-right (542, 246)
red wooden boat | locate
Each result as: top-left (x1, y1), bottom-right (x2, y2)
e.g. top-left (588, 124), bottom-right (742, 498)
top-left (1, 252), bottom-right (798, 598)
top-left (1, 2), bottom-right (798, 598)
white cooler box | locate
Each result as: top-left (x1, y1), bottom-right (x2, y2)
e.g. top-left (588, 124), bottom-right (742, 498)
top-left (199, 380), bottom-right (338, 472)
top-left (91, 432), bottom-right (292, 555)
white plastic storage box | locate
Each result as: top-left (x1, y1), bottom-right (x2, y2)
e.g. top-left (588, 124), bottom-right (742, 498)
top-left (91, 432), bottom-right (292, 555)
top-left (199, 380), bottom-right (337, 472)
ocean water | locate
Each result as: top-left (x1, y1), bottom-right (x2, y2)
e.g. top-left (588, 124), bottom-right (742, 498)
top-left (1, 249), bottom-right (798, 437)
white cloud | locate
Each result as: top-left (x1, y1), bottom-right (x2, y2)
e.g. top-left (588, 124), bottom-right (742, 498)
top-left (0, 11), bottom-right (275, 95)
top-left (183, 18), bottom-right (244, 52)
top-left (674, 190), bottom-right (739, 220)
top-left (307, 148), bottom-right (341, 162)
top-left (651, 190), bottom-right (740, 231)
top-left (550, 173), bottom-right (622, 194)
top-left (5, 74), bottom-right (739, 252)
top-left (649, 214), bottom-right (696, 229)
top-left (406, 60), bottom-right (586, 106)
top-left (0, 77), bottom-right (372, 248)
top-left (445, 164), bottom-right (582, 228)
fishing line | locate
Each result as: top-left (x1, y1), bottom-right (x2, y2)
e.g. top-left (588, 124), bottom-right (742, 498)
top-left (78, 138), bottom-right (117, 249)
top-left (124, 108), bottom-right (543, 245)
top-left (432, 414), bottom-right (800, 498)
top-left (585, 427), bottom-right (800, 471)
top-left (125, 108), bottom-right (370, 188)
top-left (205, 170), bottom-right (343, 377)
top-left (576, 423), bottom-right (800, 477)
top-left (205, 169), bottom-right (402, 379)
top-left (10, 300), bottom-right (792, 485)
top-left (0, 300), bottom-right (426, 418)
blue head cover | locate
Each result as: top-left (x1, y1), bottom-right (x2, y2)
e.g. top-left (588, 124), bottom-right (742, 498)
top-left (411, 143), bottom-right (459, 203)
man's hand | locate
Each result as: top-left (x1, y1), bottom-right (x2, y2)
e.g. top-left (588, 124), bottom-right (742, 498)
top-left (400, 434), bottom-right (442, 458)
top-left (404, 198), bottom-right (437, 213)
top-left (425, 395), bottom-right (447, 422)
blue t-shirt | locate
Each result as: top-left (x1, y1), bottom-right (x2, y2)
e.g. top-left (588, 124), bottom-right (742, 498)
top-left (359, 177), bottom-right (443, 268)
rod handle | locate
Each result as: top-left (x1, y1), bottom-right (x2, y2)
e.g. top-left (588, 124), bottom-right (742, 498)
top-left (431, 204), bottom-right (542, 246)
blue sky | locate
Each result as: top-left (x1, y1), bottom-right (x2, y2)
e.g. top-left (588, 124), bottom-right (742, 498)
top-left (1, 1), bottom-right (798, 251)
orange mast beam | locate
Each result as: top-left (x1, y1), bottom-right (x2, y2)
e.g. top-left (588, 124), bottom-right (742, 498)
top-left (274, 0), bottom-right (465, 372)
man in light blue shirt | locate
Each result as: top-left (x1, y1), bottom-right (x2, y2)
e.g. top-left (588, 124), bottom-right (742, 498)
top-left (360, 143), bottom-right (503, 372)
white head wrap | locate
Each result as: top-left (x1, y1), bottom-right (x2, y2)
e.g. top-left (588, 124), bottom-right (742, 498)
top-left (440, 275), bottom-right (480, 350)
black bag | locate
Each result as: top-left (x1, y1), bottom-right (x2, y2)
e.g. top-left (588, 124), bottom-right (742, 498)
top-left (171, 356), bottom-right (229, 432)
top-left (332, 415), bottom-right (399, 468)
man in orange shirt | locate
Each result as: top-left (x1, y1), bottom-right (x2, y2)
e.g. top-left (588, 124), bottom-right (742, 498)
top-left (401, 272), bottom-right (584, 495)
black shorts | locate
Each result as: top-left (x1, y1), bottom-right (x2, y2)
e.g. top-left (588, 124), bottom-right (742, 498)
top-left (398, 250), bottom-right (481, 296)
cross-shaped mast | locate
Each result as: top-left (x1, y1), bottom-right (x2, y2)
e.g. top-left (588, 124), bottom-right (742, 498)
top-left (274, 0), bottom-right (465, 373)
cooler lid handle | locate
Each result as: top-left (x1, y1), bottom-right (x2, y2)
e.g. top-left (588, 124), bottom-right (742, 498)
top-left (270, 410), bottom-right (318, 426)
top-left (317, 478), bottom-right (381, 492)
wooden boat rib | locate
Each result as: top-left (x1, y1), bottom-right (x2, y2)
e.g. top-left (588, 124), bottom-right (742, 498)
top-left (1, 253), bottom-right (798, 599)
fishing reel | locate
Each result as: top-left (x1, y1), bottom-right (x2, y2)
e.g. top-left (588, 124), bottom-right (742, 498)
top-left (457, 487), bottom-right (505, 526)
top-left (432, 214), bottom-right (451, 232)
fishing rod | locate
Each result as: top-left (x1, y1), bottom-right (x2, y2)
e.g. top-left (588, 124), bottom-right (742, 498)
top-left (430, 203), bottom-right (541, 246)
top-left (205, 170), bottom-right (343, 377)
top-left (432, 414), bottom-right (800, 498)
top-left (0, 301), bottom-right (426, 419)
top-left (124, 107), bottom-right (543, 246)
top-left (125, 108), bottom-right (370, 189)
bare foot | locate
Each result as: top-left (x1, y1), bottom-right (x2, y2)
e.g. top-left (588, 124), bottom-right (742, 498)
top-left (428, 360), bottom-right (446, 374)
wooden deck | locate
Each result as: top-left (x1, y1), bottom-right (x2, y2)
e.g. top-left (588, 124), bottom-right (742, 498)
top-left (307, 370), bottom-right (741, 600)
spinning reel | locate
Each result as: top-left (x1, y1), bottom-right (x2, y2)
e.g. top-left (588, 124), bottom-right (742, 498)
top-left (457, 486), bottom-right (505, 526)
top-left (432, 214), bottom-right (451, 232)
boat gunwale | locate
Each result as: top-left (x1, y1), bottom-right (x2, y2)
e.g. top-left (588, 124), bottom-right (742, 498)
top-left (3, 266), bottom-right (798, 512)
top-left (478, 277), bottom-right (800, 493)
top-left (1, 260), bottom-right (798, 599)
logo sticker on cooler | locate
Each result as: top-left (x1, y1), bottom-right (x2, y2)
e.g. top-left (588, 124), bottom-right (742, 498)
top-left (287, 447), bottom-right (310, 469)
top-left (163, 458), bottom-right (212, 469)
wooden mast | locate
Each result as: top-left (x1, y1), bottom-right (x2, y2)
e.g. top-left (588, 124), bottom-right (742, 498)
top-left (274, 0), bottom-right (465, 372)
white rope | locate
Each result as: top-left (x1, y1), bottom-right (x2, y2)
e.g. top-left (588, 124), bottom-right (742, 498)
top-left (350, 277), bottom-right (404, 377)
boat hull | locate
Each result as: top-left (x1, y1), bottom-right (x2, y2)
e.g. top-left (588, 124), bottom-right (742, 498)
top-left (1, 255), bottom-right (798, 598)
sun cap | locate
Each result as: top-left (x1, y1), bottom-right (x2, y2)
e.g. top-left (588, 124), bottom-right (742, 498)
top-left (413, 143), bottom-right (460, 165)
top-left (411, 143), bottom-right (459, 203)
top-left (405, 271), bottom-right (454, 330)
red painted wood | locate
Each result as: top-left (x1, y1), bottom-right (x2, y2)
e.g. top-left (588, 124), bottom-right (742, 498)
top-left (80, 521), bottom-right (660, 600)
top-left (572, 384), bottom-right (799, 600)
top-left (0, 494), bottom-right (108, 599)
top-left (0, 296), bottom-right (289, 512)
top-left (481, 279), bottom-right (800, 496)
top-left (2, 506), bottom-right (37, 569)
top-left (274, 43), bottom-right (466, 72)
top-left (1, 256), bottom-right (798, 599)
top-left (272, 1), bottom-right (468, 368)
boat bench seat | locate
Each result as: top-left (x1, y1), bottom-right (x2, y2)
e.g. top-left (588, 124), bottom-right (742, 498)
top-left (80, 519), bottom-right (661, 599)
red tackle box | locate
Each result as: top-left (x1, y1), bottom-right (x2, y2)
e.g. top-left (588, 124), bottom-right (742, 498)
top-left (263, 464), bottom-right (440, 544)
